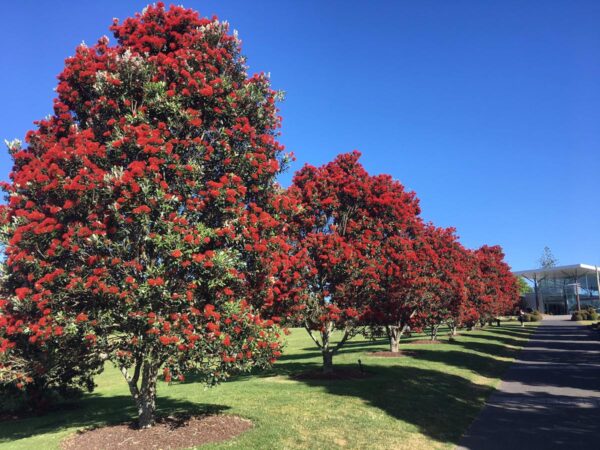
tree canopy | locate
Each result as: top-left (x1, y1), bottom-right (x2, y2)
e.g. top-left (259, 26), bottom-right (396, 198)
top-left (0, 3), bottom-right (288, 427)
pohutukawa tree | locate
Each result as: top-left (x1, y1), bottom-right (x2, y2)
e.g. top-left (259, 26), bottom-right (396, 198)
top-left (417, 226), bottom-right (468, 340)
top-left (361, 177), bottom-right (425, 353)
top-left (282, 152), bottom-right (383, 373)
top-left (459, 249), bottom-right (486, 330)
top-left (474, 245), bottom-right (519, 323)
top-left (0, 3), bottom-right (289, 428)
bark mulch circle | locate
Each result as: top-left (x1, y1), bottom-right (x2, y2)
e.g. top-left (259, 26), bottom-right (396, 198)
top-left (291, 368), bottom-right (373, 381)
top-left (60, 414), bottom-right (252, 450)
top-left (367, 350), bottom-right (416, 358)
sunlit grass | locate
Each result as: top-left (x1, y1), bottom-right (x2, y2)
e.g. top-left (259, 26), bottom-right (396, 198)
top-left (0, 322), bottom-right (537, 450)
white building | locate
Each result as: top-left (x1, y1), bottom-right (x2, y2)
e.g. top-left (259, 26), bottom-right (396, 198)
top-left (514, 264), bottom-right (600, 314)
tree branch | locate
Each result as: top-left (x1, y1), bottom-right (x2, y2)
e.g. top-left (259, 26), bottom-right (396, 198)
top-left (331, 328), bottom-right (351, 354)
top-left (304, 323), bottom-right (322, 349)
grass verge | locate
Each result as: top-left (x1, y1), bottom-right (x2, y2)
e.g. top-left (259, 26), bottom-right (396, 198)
top-left (0, 322), bottom-right (537, 450)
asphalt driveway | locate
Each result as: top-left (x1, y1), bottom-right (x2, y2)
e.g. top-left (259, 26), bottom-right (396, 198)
top-left (457, 316), bottom-right (600, 449)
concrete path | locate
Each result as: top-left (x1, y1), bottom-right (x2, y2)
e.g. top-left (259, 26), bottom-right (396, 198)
top-left (458, 317), bottom-right (600, 450)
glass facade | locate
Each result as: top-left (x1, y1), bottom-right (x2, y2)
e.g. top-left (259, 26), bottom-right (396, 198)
top-left (536, 273), bottom-right (600, 314)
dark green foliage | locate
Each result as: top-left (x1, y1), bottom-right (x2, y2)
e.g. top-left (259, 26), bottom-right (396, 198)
top-left (571, 307), bottom-right (598, 321)
top-left (571, 312), bottom-right (584, 321)
top-left (524, 311), bottom-right (543, 322)
top-left (0, 382), bottom-right (84, 415)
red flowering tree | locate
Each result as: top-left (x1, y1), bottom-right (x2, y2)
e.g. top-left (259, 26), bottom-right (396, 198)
top-left (474, 245), bottom-right (519, 323)
top-left (417, 226), bottom-right (468, 340)
top-left (367, 237), bottom-right (424, 351)
top-left (369, 223), bottom-right (466, 348)
top-left (0, 4), bottom-right (289, 428)
top-left (279, 152), bottom-right (386, 373)
top-left (360, 179), bottom-right (425, 352)
top-left (458, 249), bottom-right (486, 330)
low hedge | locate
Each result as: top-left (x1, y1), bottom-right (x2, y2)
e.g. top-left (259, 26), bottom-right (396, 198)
top-left (523, 311), bottom-right (543, 322)
top-left (571, 307), bottom-right (598, 321)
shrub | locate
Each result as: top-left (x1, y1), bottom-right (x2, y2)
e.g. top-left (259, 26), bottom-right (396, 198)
top-left (573, 308), bottom-right (599, 321)
top-left (524, 311), bottom-right (542, 322)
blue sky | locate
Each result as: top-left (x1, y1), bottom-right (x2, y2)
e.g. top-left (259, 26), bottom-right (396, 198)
top-left (1, 1), bottom-right (599, 270)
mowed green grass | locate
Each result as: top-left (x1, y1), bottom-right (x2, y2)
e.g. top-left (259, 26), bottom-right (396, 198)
top-left (0, 322), bottom-right (536, 450)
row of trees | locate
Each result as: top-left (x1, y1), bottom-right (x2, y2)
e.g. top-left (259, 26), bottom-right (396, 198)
top-left (276, 152), bottom-right (518, 371)
top-left (0, 4), bottom-right (518, 428)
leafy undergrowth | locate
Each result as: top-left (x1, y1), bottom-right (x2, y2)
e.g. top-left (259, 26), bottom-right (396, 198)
top-left (0, 322), bottom-right (537, 450)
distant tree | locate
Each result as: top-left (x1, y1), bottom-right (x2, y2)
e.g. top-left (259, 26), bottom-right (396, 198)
top-left (517, 276), bottom-right (533, 295)
top-left (0, 4), bottom-right (288, 428)
top-left (359, 175), bottom-right (423, 352)
top-left (460, 249), bottom-right (485, 330)
top-left (539, 246), bottom-right (558, 269)
top-left (475, 245), bottom-right (520, 323)
top-left (418, 226), bottom-right (469, 340)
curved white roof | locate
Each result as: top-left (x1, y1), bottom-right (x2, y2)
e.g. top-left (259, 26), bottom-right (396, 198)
top-left (514, 264), bottom-right (600, 279)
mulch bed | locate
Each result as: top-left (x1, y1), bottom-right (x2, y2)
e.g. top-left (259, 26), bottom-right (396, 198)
top-left (291, 368), bottom-right (373, 381)
top-left (366, 350), bottom-right (416, 358)
top-left (61, 414), bottom-right (252, 450)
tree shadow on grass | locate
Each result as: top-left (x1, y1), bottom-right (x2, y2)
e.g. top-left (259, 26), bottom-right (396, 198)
top-left (271, 326), bottom-right (540, 444)
top-left (173, 357), bottom-right (506, 446)
top-left (481, 326), bottom-right (537, 339)
top-left (0, 394), bottom-right (228, 444)
top-left (295, 337), bottom-right (387, 353)
top-left (275, 345), bottom-right (387, 363)
top-left (452, 340), bottom-right (525, 360)
top-left (398, 349), bottom-right (513, 379)
top-left (287, 361), bottom-right (494, 446)
top-left (457, 331), bottom-right (535, 348)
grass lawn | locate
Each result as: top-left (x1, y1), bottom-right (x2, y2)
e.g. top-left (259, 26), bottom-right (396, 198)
top-left (0, 322), bottom-right (537, 450)
top-left (577, 320), bottom-right (597, 326)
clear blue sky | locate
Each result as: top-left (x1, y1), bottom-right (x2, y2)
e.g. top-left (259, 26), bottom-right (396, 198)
top-left (1, 1), bottom-right (599, 270)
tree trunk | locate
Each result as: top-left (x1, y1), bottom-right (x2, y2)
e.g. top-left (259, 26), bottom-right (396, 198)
top-left (120, 359), bottom-right (159, 429)
top-left (390, 335), bottom-right (399, 353)
top-left (450, 325), bottom-right (457, 336)
top-left (304, 322), bottom-right (352, 374)
top-left (387, 325), bottom-right (400, 353)
top-left (387, 320), bottom-right (412, 352)
top-left (430, 325), bottom-right (439, 341)
top-left (321, 324), bottom-right (335, 374)
top-left (322, 351), bottom-right (334, 374)
top-left (138, 363), bottom-right (158, 429)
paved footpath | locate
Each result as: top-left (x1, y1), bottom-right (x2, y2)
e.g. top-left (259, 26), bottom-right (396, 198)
top-left (457, 316), bottom-right (600, 450)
